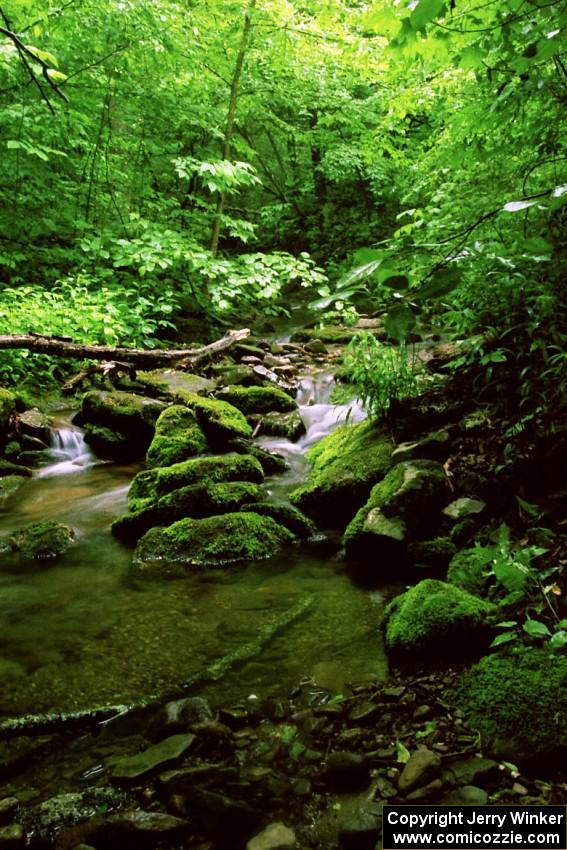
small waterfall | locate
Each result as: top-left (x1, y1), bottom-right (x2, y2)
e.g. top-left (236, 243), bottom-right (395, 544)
top-left (36, 426), bottom-right (96, 478)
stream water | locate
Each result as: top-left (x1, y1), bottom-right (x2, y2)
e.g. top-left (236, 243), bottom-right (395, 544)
top-left (0, 376), bottom-right (391, 722)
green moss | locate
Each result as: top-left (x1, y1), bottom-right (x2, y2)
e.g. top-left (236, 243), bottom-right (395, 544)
top-left (291, 326), bottom-right (361, 344)
top-left (80, 391), bottom-right (166, 455)
top-left (136, 370), bottom-right (216, 399)
top-left (7, 521), bottom-right (75, 560)
top-left (228, 439), bottom-right (289, 475)
top-left (0, 388), bottom-right (16, 432)
top-left (0, 475), bottom-right (26, 507)
top-left (83, 424), bottom-right (134, 459)
top-left (289, 420), bottom-right (393, 527)
top-left (133, 511), bottom-right (294, 573)
top-left (145, 405), bottom-right (208, 468)
top-left (249, 411), bottom-right (305, 441)
top-left (113, 480), bottom-right (263, 543)
top-left (128, 453), bottom-right (264, 512)
top-left (216, 385), bottom-right (296, 414)
top-left (451, 649), bottom-right (567, 762)
top-left (234, 343), bottom-right (267, 358)
top-left (343, 460), bottom-right (450, 558)
top-left (239, 502), bottom-right (317, 538)
top-left (180, 392), bottom-right (252, 443)
top-left (212, 364), bottom-right (257, 386)
top-left (383, 579), bottom-right (496, 663)
top-left (0, 460), bottom-right (32, 478)
top-left (447, 547), bottom-right (492, 597)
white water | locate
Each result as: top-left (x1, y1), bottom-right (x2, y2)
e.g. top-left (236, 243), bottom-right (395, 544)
top-left (36, 426), bottom-right (98, 478)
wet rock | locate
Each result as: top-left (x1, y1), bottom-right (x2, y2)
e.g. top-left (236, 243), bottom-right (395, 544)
top-left (5, 521), bottom-right (75, 560)
top-left (441, 785), bottom-right (488, 805)
top-left (249, 411), bottom-right (305, 441)
top-left (181, 391), bottom-right (253, 444)
top-left (241, 355), bottom-right (263, 365)
top-left (136, 369), bottom-right (216, 399)
top-left (246, 822), bottom-right (296, 850)
top-left (213, 363), bottom-right (258, 387)
top-left (20, 788), bottom-right (133, 844)
top-left (110, 734), bottom-right (196, 783)
top-left (158, 764), bottom-right (238, 796)
top-left (0, 823), bottom-right (24, 849)
top-left (398, 748), bottom-right (442, 794)
top-left (337, 801), bottom-right (382, 850)
top-left (263, 354), bottom-right (291, 369)
top-left (443, 497), bottom-right (486, 520)
top-left (239, 502), bottom-right (317, 539)
top-left (180, 787), bottom-right (261, 841)
top-left (17, 409), bottom-right (52, 442)
top-left (0, 461), bottom-right (32, 478)
top-left (303, 340), bottom-right (326, 355)
top-left (78, 391), bottom-right (166, 455)
top-left (0, 800), bottom-right (18, 826)
top-left (133, 512), bottom-right (294, 573)
top-left (0, 476), bottom-right (25, 507)
top-left (344, 460), bottom-right (451, 562)
top-left (145, 405), bottom-right (208, 468)
top-left (216, 386), bottom-right (296, 414)
top-left (406, 779), bottom-right (444, 801)
top-left (391, 430), bottom-right (452, 464)
top-left (148, 697), bottom-right (213, 741)
top-left (446, 757), bottom-right (499, 786)
top-left (383, 579), bottom-right (496, 664)
top-left (290, 421), bottom-right (393, 527)
top-left (322, 752), bottom-right (370, 792)
top-left (229, 440), bottom-right (289, 475)
top-left (252, 365), bottom-right (297, 394)
top-left (91, 810), bottom-right (188, 850)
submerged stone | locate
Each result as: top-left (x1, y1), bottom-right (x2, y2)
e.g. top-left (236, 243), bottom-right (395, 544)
top-left (5, 521), bottom-right (75, 560)
top-left (343, 460), bottom-right (450, 562)
top-left (133, 512), bottom-right (294, 574)
top-left (289, 420), bottom-right (393, 527)
top-left (110, 734), bottom-right (195, 783)
top-left (216, 385), bottom-right (296, 414)
top-left (383, 579), bottom-right (496, 664)
top-left (128, 453), bottom-right (263, 513)
top-left (145, 405), bottom-right (208, 468)
top-left (0, 476), bottom-right (26, 508)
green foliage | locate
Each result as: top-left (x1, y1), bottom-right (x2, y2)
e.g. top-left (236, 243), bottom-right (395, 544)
top-left (341, 333), bottom-right (423, 418)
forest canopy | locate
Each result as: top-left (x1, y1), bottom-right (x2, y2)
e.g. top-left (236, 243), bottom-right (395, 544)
top-left (0, 0), bottom-right (565, 418)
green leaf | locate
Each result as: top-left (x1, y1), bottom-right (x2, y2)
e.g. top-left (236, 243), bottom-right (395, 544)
top-left (396, 741), bottom-right (411, 763)
top-left (523, 618), bottom-right (551, 639)
top-left (381, 274), bottom-right (410, 290)
top-left (415, 269), bottom-right (459, 301)
top-left (496, 620), bottom-right (518, 628)
top-left (490, 632), bottom-right (518, 648)
top-left (549, 631), bottom-right (567, 650)
top-left (410, 0), bottom-right (445, 31)
top-left (384, 303), bottom-right (416, 343)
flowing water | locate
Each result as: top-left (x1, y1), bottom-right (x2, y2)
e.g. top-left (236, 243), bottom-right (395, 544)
top-left (0, 379), bottom-right (391, 724)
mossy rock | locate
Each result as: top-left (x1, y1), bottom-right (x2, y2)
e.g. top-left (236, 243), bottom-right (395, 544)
top-left (128, 454), bottom-right (264, 513)
top-left (181, 392), bottom-right (252, 444)
top-left (133, 511), bottom-right (294, 574)
top-left (343, 460), bottom-right (450, 561)
top-left (0, 388), bottom-right (16, 433)
top-left (79, 391), bottom-right (167, 454)
top-left (291, 326), bottom-right (363, 345)
top-left (212, 363), bottom-right (258, 387)
top-left (239, 502), bottom-right (317, 539)
top-left (250, 411), bottom-right (305, 441)
top-left (113, 480), bottom-right (263, 544)
top-left (0, 460), bottom-right (32, 478)
top-left (407, 538), bottom-right (457, 573)
top-left (0, 475), bottom-right (26, 507)
top-left (383, 579), bottom-right (496, 664)
top-left (289, 420), bottom-right (393, 527)
top-left (228, 439), bottom-right (289, 475)
top-left (447, 547), bottom-right (492, 597)
top-left (83, 424), bottom-right (135, 460)
top-left (145, 405), bottom-right (208, 468)
top-left (450, 648), bottom-right (567, 762)
top-left (6, 521), bottom-right (75, 560)
top-left (136, 369), bottom-right (216, 400)
top-left (215, 386), bottom-right (296, 415)
top-left (233, 343), bottom-right (268, 359)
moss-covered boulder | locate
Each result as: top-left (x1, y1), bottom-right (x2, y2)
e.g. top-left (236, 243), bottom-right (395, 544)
top-left (289, 421), bottom-right (393, 527)
top-left (250, 411), bottom-right (305, 441)
top-left (0, 387), bottom-right (16, 433)
top-left (215, 386), bottom-right (296, 414)
top-left (212, 363), bottom-right (258, 387)
top-left (113, 480), bottom-right (263, 544)
top-left (228, 439), bottom-right (288, 475)
top-left (136, 369), bottom-right (216, 400)
top-left (447, 547), bottom-right (492, 597)
top-left (0, 475), bottom-right (26, 507)
top-left (4, 521), bottom-right (75, 560)
top-left (343, 460), bottom-right (450, 561)
top-left (180, 392), bottom-right (252, 444)
top-left (82, 424), bottom-right (132, 459)
top-left (451, 649), bottom-right (567, 762)
top-left (128, 454), bottom-right (264, 513)
top-left (145, 406), bottom-right (208, 469)
top-left (239, 502), bottom-right (317, 539)
top-left (0, 460), bottom-right (32, 478)
top-left (79, 391), bottom-right (167, 456)
top-left (133, 512), bottom-right (294, 574)
top-left (383, 579), bottom-right (496, 664)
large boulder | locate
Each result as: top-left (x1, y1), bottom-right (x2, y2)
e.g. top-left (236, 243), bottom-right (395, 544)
top-left (451, 649), bottom-right (567, 763)
top-left (181, 392), bottom-right (252, 444)
top-left (215, 386), bottom-right (296, 414)
top-left (289, 421), bottom-right (393, 527)
top-left (239, 502), bottom-right (317, 539)
top-left (2, 521), bottom-right (75, 561)
top-left (383, 579), bottom-right (496, 664)
top-left (343, 460), bottom-right (450, 561)
top-left (133, 512), bottom-right (294, 575)
top-left (145, 405), bottom-right (208, 468)
top-left (112, 480), bottom-right (263, 544)
top-left (128, 454), bottom-right (264, 513)
top-left (79, 391), bottom-right (167, 457)
top-left (136, 369), bottom-right (216, 400)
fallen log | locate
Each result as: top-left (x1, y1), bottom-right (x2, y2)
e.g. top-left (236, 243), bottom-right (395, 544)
top-left (0, 594), bottom-right (314, 740)
top-left (0, 328), bottom-right (251, 369)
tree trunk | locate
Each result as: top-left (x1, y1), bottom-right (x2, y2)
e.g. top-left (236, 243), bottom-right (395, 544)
top-left (210, 0), bottom-right (256, 257)
top-left (0, 328), bottom-right (250, 369)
